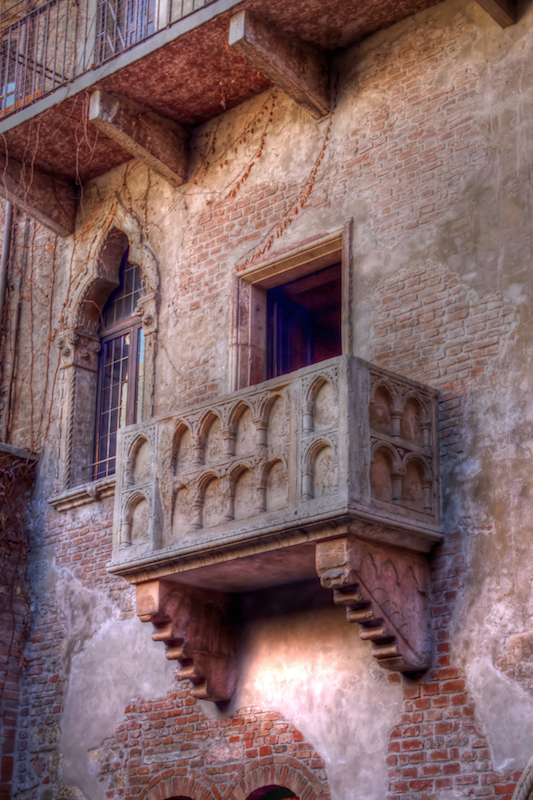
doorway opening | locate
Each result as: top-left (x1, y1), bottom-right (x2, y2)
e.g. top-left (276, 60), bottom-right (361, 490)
top-left (266, 262), bottom-right (342, 379)
top-left (246, 787), bottom-right (297, 800)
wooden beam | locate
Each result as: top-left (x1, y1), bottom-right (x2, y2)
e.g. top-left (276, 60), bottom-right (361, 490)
top-left (0, 153), bottom-right (76, 237)
top-left (229, 10), bottom-right (329, 120)
top-left (89, 89), bottom-right (188, 187)
top-left (474, 0), bottom-right (516, 27)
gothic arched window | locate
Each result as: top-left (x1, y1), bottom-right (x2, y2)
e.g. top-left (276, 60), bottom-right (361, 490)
top-left (93, 249), bottom-right (144, 480)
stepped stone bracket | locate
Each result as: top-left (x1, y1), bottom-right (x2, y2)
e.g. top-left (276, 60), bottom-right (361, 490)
top-left (229, 10), bottom-right (330, 120)
top-left (136, 579), bottom-right (238, 702)
top-left (316, 536), bottom-right (432, 673)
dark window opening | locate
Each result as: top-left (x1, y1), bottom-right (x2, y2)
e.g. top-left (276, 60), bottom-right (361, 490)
top-left (266, 263), bottom-right (342, 379)
top-left (93, 249), bottom-right (144, 480)
top-left (246, 788), bottom-right (297, 800)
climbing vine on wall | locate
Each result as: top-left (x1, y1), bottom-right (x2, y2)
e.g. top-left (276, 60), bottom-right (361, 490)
top-left (0, 456), bottom-right (36, 717)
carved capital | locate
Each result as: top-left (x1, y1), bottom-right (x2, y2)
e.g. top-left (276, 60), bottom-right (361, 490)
top-left (137, 580), bottom-right (238, 702)
top-left (135, 292), bottom-right (158, 335)
top-left (316, 537), bottom-right (432, 673)
top-left (58, 327), bottom-right (101, 372)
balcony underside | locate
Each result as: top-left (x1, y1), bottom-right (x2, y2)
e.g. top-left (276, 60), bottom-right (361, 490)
top-left (0, 0), bottom-right (444, 184)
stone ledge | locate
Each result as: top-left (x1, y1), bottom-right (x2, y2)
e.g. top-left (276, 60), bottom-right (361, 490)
top-left (48, 477), bottom-right (116, 512)
top-left (0, 442), bottom-right (38, 467)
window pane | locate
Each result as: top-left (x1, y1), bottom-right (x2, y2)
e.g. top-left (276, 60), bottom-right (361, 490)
top-left (136, 329), bottom-right (145, 424)
top-left (103, 250), bottom-right (142, 327)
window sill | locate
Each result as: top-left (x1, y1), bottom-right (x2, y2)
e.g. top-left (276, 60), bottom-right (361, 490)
top-left (48, 476), bottom-right (116, 512)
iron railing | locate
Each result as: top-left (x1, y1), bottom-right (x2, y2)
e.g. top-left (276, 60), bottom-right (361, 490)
top-left (0, 0), bottom-right (217, 117)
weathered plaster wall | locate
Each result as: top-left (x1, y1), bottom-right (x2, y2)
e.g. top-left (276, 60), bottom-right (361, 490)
top-left (3, 1), bottom-right (533, 799)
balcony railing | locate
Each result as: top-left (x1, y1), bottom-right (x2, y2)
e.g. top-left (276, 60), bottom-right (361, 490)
top-left (0, 0), bottom-right (217, 117)
top-left (110, 356), bottom-right (441, 578)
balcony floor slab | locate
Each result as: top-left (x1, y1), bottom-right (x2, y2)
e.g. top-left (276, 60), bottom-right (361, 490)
top-left (0, 0), bottom-right (445, 183)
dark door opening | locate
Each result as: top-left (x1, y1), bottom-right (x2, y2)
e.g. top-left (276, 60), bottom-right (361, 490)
top-left (246, 787), bottom-right (297, 800)
top-left (266, 263), bottom-right (342, 379)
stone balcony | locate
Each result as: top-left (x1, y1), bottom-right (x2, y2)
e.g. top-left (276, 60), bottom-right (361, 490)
top-left (107, 357), bottom-right (441, 700)
top-left (110, 355), bottom-right (440, 579)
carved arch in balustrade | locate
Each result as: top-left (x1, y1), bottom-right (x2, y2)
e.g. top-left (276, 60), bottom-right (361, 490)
top-left (197, 409), bottom-right (226, 465)
top-left (172, 421), bottom-right (196, 474)
top-left (301, 374), bottom-right (339, 434)
top-left (124, 434), bottom-right (153, 486)
top-left (401, 453), bottom-right (434, 514)
top-left (228, 399), bottom-right (257, 457)
top-left (120, 489), bottom-right (152, 548)
top-left (258, 456), bottom-right (289, 513)
top-left (301, 436), bottom-right (338, 501)
top-left (370, 441), bottom-right (402, 504)
top-left (369, 379), bottom-right (399, 437)
top-left (228, 461), bottom-right (257, 520)
top-left (399, 390), bottom-right (431, 446)
top-left (257, 392), bottom-right (289, 449)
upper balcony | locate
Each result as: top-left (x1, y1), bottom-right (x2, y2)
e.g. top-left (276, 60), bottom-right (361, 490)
top-left (0, 0), bottom-right (452, 234)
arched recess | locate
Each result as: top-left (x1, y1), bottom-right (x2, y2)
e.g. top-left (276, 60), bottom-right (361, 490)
top-left (306, 376), bottom-right (338, 433)
top-left (56, 209), bottom-right (159, 494)
top-left (246, 788), bottom-right (297, 799)
top-left (120, 491), bottom-right (151, 549)
top-left (400, 394), bottom-right (425, 446)
top-left (369, 382), bottom-right (393, 436)
top-left (224, 762), bottom-right (327, 800)
top-left (370, 443), bottom-right (399, 504)
top-left (139, 774), bottom-right (220, 800)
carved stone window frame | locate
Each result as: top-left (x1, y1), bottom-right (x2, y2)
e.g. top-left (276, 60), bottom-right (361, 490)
top-left (49, 207), bottom-right (159, 511)
top-left (230, 221), bottom-right (353, 391)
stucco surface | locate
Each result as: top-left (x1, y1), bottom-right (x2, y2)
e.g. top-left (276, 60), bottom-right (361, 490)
top-left (60, 615), bottom-right (175, 799)
top-left (231, 607), bottom-right (402, 800)
top-left (5, 1), bottom-right (533, 799)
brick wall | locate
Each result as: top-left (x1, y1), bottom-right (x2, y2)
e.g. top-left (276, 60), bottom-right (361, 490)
top-left (370, 260), bottom-right (517, 466)
top-left (0, 461), bottom-right (34, 800)
top-left (165, 7), bottom-right (489, 414)
top-left (14, 505), bottom-right (122, 795)
top-left (386, 530), bottom-right (521, 800)
top-left (6, 6), bottom-right (528, 800)
top-left (98, 702), bottom-right (329, 800)
top-left (332, 11), bottom-right (487, 245)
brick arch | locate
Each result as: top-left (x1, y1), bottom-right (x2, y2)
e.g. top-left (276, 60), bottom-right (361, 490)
top-left (140, 774), bottom-right (222, 800)
top-left (223, 759), bottom-right (329, 800)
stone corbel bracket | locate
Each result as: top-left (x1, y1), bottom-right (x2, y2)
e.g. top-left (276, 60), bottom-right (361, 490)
top-left (316, 536), bottom-right (432, 673)
top-left (136, 579), bottom-right (238, 702)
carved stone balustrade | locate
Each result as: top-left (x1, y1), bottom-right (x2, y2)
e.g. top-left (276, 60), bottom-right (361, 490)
top-left (108, 356), bottom-right (442, 699)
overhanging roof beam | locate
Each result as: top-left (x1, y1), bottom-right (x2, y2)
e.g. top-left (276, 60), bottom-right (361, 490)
top-left (474, 0), bottom-right (516, 27)
top-left (89, 89), bottom-right (188, 187)
top-left (0, 154), bottom-right (76, 237)
top-left (228, 10), bottom-right (330, 120)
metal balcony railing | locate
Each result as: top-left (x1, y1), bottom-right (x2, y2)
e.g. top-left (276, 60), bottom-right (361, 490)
top-left (0, 0), bottom-right (217, 117)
